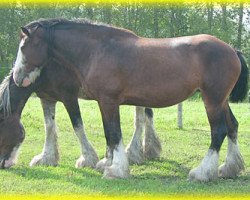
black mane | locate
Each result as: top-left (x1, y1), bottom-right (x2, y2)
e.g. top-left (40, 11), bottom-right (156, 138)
top-left (25, 18), bottom-right (137, 38)
top-left (25, 18), bottom-right (94, 29)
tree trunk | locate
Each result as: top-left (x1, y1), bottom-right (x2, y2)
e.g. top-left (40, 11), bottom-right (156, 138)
top-left (207, 3), bottom-right (213, 33)
top-left (177, 103), bottom-right (183, 129)
top-left (168, 6), bottom-right (183, 128)
top-left (103, 6), bottom-right (112, 24)
top-left (236, 3), bottom-right (244, 49)
top-left (169, 6), bottom-right (175, 37)
top-left (221, 4), bottom-right (227, 33)
top-left (153, 6), bottom-right (159, 38)
top-left (86, 7), bottom-right (94, 19)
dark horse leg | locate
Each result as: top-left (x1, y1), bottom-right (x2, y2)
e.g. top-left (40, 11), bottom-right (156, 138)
top-left (96, 100), bottom-right (129, 178)
top-left (189, 99), bottom-right (228, 181)
top-left (189, 99), bottom-right (245, 182)
top-left (63, 98), bottom-right (99, 168)
top-left (219, 104), bottom-right (244, 178)
top-left (30, 99), bottom-right (59, 166)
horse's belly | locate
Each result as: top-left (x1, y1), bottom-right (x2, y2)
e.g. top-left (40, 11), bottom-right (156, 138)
top-left (123, 84), bottom-right (197, 108)
top-left (78, 88), bottom-right (93, 100)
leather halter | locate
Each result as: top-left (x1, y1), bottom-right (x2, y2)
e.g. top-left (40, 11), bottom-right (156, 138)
top-left (36, 22), bottom-right (57, 59)
top-left (32, 22), bottom-right (58, 71)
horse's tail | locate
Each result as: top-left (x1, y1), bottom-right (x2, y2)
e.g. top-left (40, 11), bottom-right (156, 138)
top-left (229, 50), bottom-right (249, 103)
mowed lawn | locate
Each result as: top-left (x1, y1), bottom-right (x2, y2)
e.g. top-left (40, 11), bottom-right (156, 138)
top-left (0, 97), bottom-right (249, 196)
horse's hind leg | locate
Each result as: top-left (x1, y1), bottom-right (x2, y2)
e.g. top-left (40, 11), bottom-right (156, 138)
top-left (126, 106), bottom-right (145, 164)
top-left (63, 98), bottom-right (99, 168)
top-left (30, 98), bottom-right (59, 167)
top-left (189, 103), bottom-right (227, 182)
top-left (126, 107), bottom-right (161, 164)
top-left (219, 105), bottom-right (244, 178)
top-left (143, 108), bottom-right (162, 159)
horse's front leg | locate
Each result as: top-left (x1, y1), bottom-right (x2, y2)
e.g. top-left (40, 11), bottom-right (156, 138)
top-left (96, 101), bottom-right (129, 179)
top-left (30, 98), bottom-right (59, 167)
top-left (63, 98), bottom-right (99, 168)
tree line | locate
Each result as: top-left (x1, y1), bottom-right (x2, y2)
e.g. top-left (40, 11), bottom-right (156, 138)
top-left (0, 2), bottom-right (249, 80)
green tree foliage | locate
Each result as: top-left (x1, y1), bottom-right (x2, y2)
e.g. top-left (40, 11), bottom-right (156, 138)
top-left (0, 2), bottom-right (249, 80)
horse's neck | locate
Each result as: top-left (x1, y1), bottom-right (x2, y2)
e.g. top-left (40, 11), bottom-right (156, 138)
top-left (8, 79), bottom-right (35, 116)
top-left (52, 29), bottom-right (95, 86)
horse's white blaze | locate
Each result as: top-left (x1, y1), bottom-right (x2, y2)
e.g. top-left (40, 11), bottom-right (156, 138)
top-left (14, 38), bottom-right (41, 87)
top-left (14, 39), bottom-right (26, 70)
top-left (104, 139), bottom-right (130, 178)
top-left (4, 146), bottom-right (20, 168)
top-left (189, 149), bottom-right (219, 182)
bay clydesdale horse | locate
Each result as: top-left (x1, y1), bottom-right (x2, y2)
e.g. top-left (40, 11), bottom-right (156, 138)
top-left (12, 18), bottom-right (248, 181)
top-left (0, 63), bottom-right (161, 169)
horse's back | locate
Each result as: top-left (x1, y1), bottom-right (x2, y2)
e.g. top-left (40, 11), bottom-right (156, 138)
top-left (86, 34), bottom-right (241, 107)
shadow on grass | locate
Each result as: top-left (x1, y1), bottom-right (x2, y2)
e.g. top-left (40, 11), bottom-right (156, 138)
top-left (7, 164), bottom-right (101, 180)
top-left (3, 159), bottom-right (191, 193)
top-left (4, 159), bottom-right (250, 195)
top-left (8, 158), bottom-right (189, 179)
top-left (131, 158), bottom-right (190, 180)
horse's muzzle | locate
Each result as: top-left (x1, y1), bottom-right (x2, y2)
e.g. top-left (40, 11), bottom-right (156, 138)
top-left (13, 69), bottom-right (29, 87)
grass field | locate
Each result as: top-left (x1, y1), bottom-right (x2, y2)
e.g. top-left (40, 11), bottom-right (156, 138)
top-left (0, 98), bottom-right (249, 196)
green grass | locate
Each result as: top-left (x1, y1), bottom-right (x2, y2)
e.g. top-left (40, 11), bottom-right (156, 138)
top-left (0, 98), bottom-right (249, 196)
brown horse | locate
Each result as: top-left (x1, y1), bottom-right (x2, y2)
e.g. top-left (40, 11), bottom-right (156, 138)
top-left (0, 67), bottom-right (99, 169)
top-left (0, 73), bottom-right (32, 168)
top-left (13, 18), bottom-right (248, 181)
top-left (0, 64), bottom-right (161, 169)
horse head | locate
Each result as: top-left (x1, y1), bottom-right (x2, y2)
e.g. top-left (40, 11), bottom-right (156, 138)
top-left (13, 23), bottom-right (50, 88)
top-left (0, 115), bottom-right (25, 169)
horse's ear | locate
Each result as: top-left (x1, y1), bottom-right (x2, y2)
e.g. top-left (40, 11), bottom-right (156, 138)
top-left (21, 27), bottom-right (30, 37)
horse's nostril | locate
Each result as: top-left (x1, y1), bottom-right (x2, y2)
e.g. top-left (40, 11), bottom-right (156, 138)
top-left (22, 77), bottom-right (31, 87)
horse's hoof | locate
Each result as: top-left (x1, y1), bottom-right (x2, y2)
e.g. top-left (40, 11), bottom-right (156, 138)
top-left (30, 153), bottom-right (58, 167)
top-left (143, 134), bottom-right (162, 160)
top-left (126, 145), bottom-right (144, 165)
top-left (2, 159), bottom-right (16, 169)
top-left (188, 166), bottom-right (218, 182)
top-left (103, 165), bottom-right (130, 179)
top-left (75, 155), bottom-right (99, 169)
top-left (219, 161), bottom-right (244, 178)
top-left (96, 158), bottom-right (112, 172)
